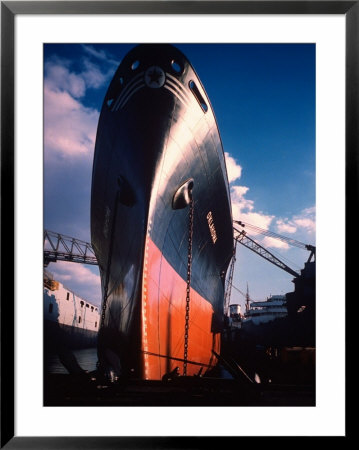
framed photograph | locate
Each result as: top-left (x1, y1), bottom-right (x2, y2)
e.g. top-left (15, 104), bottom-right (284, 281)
top-left (1, 1), bottom-right (351, 447)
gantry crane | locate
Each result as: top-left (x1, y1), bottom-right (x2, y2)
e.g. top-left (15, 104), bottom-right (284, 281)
top-left (224, 219), bottom-right (316, 310)
top-left (234, 220), bottom-right (315, 263)
top-left (233, 225), bottom-right (300, 278)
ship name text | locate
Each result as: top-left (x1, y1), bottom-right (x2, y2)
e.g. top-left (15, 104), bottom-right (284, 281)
top-left (206, 211), bottom-right (218, 244)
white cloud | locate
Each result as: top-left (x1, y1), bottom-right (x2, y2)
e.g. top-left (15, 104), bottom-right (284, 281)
top-left (82, 44), bottom-right (120, 67)
top-left (44, 55), bottom-right (119, 160)
top-left (294, 217), bottom-right (316, 233)
top-left (240, 212), bottom-right (274, 232)
top-left (262, 236), bottom-right (290, 250)
top-left (231, 185), bottom-right (253, 217)
top-left (231, 185), bottom-right (274, 234)
top-left (50, 261), bottom-right (101, 305)
top-left (82, 60), bottom-right (108, 89)
top-left (225, 152), bottom-right (242, 183)
top-left (52, 261), bottom-right (100, 285)
top-left (231, 185), bottom-right (249, 199)
top-left (45, 56), bottom-right (116, 96)
top-left (45, 62), bottom-right (86, 98)
top-left (82, 59), bottom-right (115, 89)
top-left (60, 274), bottom-right (72, 281)
top-left (226, 148), bottom-right (315, 252)
top-left (302, 206), bottom-right (316, 215)
top-left (276, 219), bottom-right (297, 234)
top-left (275, 207), bottom-right (316, 236)
top-left (293, 206), bottom-right (316, 233)
top-left (227, 151), bottom-right (275, 243)
top-left (44, 85), bottom-right (99, 158)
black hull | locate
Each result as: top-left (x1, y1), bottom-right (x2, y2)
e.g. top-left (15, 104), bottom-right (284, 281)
top-left (44, 319), bottom-right (98, 350)
top-left (91, 44), bottom-right (233, 379)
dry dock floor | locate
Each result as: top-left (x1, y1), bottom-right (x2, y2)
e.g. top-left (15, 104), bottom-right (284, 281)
top-left (44, 372), bottom-right (315, 407)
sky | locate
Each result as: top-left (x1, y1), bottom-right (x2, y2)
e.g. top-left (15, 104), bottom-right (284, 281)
top-left (44, 43), bottom-right (315, 312)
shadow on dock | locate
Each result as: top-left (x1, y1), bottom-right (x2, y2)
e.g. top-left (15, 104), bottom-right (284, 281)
top-left (44, 370), bottom-right (315, 407)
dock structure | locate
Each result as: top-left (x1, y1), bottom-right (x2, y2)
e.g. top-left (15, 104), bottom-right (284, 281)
top-left (44, 230), bottom-right (98, 266)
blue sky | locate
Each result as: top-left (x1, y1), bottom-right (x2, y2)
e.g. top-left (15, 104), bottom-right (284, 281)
top-left (44, 43), bottom-right (315, 311)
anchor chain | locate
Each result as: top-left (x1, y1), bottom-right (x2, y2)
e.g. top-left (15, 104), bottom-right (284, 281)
top-left (97, 193), bottom-right (119, 372)
top-left (100, 191), bottom-right (121, 330)
top-left (100, 287), bottom-right (109, 326)
top-left (97, 275), bottom-right (109, 372)
top-left (183, 197), bottom-right (194, 376)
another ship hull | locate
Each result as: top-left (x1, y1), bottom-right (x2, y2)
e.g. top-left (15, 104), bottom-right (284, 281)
top-left (44, 319), bottom-right (98, 350)
top-left (43, 272), bottom-right (100, 350)
top-left (91, 44), bottom-right (233, 380)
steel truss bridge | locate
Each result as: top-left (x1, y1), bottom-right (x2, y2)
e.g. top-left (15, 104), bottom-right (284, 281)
top-left (44, 230), bottom-right (98, 266)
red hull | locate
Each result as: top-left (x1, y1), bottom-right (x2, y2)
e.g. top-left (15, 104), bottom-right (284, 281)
top-left (91, 45), bottom-right (234, 381)
top-left (141, 237), bottom-right (220, 380)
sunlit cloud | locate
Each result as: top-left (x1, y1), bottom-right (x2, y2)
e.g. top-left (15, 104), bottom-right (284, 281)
top-left (45, 62), bottom-right (86, 98)
top-left (240, 212), bottom-right (274, 232)
top-left (225, 152), bottom-right (242, 183)
top-left (226, 152), bottom-right (274, 234)
top-left (51, 261), bottom-right (100, 285)
top-left (230, 184), bottom-right (274, 235)
top-left (276, 219), bottom-right (297, 234)
top-left (44, 85), bottom-right (99, 158)
top-left (60, 274), bottom-right (72, 281)
top-left (226, 149), bottom-right (315, 250)
top-left (294, 217), bottom-right (316, 233)
top-left (49, 261), bottom-right (101, 305)
top-left (262, 236), bottom-right (290, 250)
top-left (45, 56), bottom-right (116, 95)
top-left (294, 206), bottom-right (316, 234)
top-left (275, 206), bottom-right (316, 236)
top-left (82, 44), bottom-right (121, 67)
top-left (81, 59), bottom-right (110, 89)
top-left (231, 185), bottom-right (253, 216)
top-left (44, 55), bottom-right (118, 160)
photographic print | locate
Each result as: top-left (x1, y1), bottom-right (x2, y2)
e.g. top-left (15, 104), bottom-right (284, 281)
top-left (43, 43), bottom-right (315, 407)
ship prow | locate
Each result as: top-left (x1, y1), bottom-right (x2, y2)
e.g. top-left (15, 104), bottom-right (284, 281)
top-left (91, 44), bottom-right (234, 380)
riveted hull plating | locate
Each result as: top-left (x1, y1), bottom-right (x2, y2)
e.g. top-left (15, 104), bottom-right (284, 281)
top-left (91, 44), bottom-right (233, 380)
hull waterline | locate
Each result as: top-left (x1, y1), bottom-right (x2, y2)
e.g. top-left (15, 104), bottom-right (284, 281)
top-left (91, 44), bottom-right (234, 380)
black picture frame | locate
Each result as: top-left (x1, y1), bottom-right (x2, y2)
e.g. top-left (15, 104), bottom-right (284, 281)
top-left (1, 1), bottom-right (352, 447)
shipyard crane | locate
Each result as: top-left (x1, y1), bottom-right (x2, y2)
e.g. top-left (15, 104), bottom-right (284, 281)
top-left (233, 219), bottom-right (316, 277)
top-left (44, 230), bottom-right (98, 266)
top-left (224, 220), bottom-right (315, 308)
top-left (223, 242), bottom-right (238, 316)
top-left (234, 220), bottom-right (316, 263)
top-left (233, 225), bottom-right (301, 278)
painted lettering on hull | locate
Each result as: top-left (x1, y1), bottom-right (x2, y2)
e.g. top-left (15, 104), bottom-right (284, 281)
top-left (206, 211), bottom-right (218, 244)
